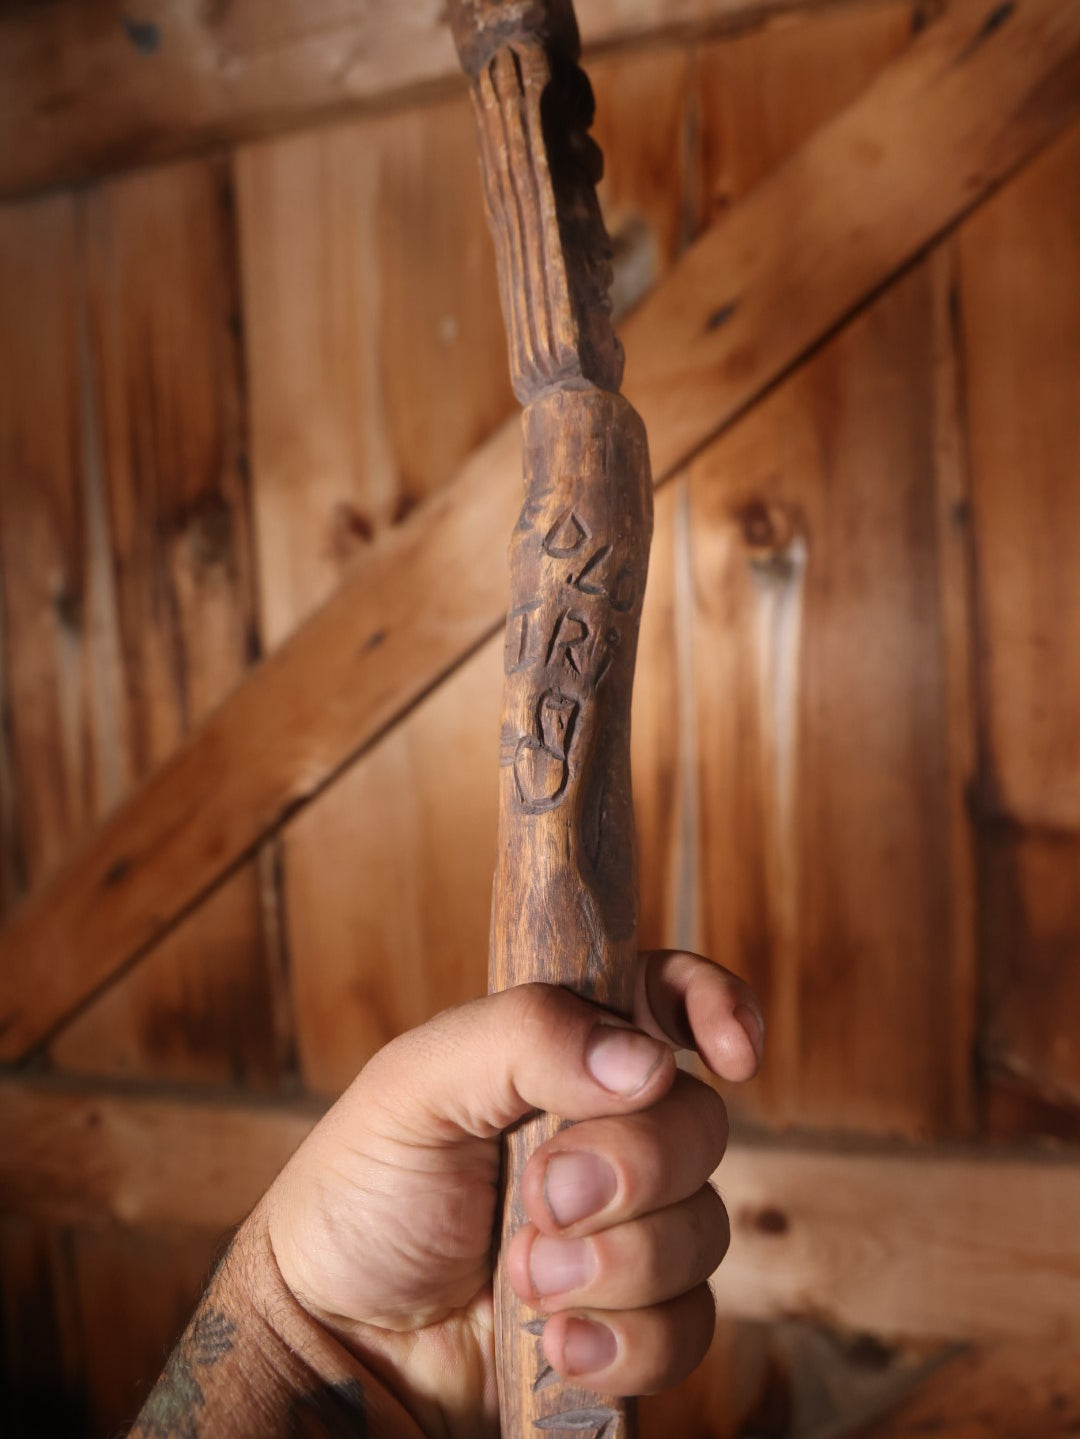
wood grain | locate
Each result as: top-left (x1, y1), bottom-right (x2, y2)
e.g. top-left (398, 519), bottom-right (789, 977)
top-left (285, 638), bottom-right (500, 1095)
top-left (847, 1343), bottom-right (1080, 1439)
top-left (0, 194), bottom-right (122, 893)
top-left (959, 126), bottom-right (1080, 833)
top-left (235, 98), bottom-right (514, 649)
top-left (0, 1217), bottom-right (87, 1436)
top-left (626, 0), bottom-right (1080, 484)
top-left (979, 830), bottom-right (1080, 1112)
top-left (716, 1141), bottom-right (1080, 1344)
top-left (49, 862), bottom-right (289, 1090)
top-left (682, 259), bottom-right (974, 1138)
top-left (0, 0), bottom-right (827, 201)
top-left (0, 1082), bottom-right (317, 1233)
top-left (3, 0), bottom-right (1076, 1060)
top-left (2, 1079), bottom-right (1077, 1344)
top-left (71, 1227), bottom-right (222, 1438)
top-left (691, 0), bottom-right (915, 226)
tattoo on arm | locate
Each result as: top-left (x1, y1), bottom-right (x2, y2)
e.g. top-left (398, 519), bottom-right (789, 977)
top-left (132, 1300), bottom-right (369, 1439)
top-left (133, 1303), bottom-right (236, 1439)
top-left (288, 1380), bottom-right (368, 1437)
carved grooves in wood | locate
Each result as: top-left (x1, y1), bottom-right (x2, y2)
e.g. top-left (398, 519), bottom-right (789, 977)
top-left (474, 43), bottom-right (572, 400)
top-left (470, 36), bottom-right (621, 403)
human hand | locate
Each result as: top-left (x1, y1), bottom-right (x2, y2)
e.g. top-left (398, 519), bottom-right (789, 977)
top-left (247, 952), bottom-right (763, 1437)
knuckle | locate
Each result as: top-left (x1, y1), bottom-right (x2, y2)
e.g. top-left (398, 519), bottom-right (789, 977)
top-left (702, 1186), bottom-right (731, 1270)
top-left (504, 982), bottom-right (573, 1046)
top-left (694, 1082), bottom-right (730, 1164)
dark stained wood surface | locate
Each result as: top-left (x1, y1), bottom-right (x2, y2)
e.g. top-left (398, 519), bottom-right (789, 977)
top-left (4, 0), bottom-right (1077, 1063)
top-left (0, 0), bottom-right (823, 201)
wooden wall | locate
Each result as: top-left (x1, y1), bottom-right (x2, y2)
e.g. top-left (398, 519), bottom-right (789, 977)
top-left (1, 0), bottom-right (1078, 1433)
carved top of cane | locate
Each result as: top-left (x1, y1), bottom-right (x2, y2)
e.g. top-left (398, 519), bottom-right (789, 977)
top-left (448, 0), bottom-right (624, 402)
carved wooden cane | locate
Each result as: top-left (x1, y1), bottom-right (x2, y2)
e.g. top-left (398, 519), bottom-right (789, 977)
top-left (447, 3), bottom-right (653, 1434)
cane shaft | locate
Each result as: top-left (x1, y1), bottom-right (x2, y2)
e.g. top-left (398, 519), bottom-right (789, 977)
top-left (491, 388), bottom-right (651, 1437)
top-left (447, 4), bottom-right (654, 1434)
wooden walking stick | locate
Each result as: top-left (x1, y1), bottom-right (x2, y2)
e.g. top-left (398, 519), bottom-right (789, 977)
top-left (447, 2), bottom-right (653, 1434)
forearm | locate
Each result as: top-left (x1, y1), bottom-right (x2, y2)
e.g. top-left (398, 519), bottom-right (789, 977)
top-left (130, 1207), bottom-right (419, 1439)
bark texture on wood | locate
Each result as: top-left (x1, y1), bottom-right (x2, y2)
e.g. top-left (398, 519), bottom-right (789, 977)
top-left (450, 2), bottom-right (652, 1432)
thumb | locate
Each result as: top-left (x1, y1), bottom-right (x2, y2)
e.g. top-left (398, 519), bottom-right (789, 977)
top-left (340, 984), bottom-right (677, 1145)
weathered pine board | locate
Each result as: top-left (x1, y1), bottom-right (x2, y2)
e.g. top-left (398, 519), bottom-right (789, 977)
top-left (3, 1079), bottom-right (1078, 1343)
top-left (0, 195), bottom-right (124, 895)
top-left (849, 1343), bottom-right (1080, 1439)
top-left (0, 168), bottom-right (284, 1085)
top-left (627, 0), bottom-right (1080, 485)
top-left (235, 95), bottom-right (514, 650)
top-left (715, 1142), bottom-right (1080, 1344)
top-left (692, 0), bottom-right (916, 226)
top-left (680, 257), bottom-right (974, 1138)
top-left (959, 126), bottom-right (1080, 834)
top-left (70, 1227), bottom-right (222, 1439)
top-left (979, 830), bottom-right (1080, 1113)
top-left (0, 596), bottom-right (20, 917)
top-left (285, 638), bottom-right (502, 1094)
top-left (50, 861), bottom-right (289, 1089)
top-left (2, 0), bottom-right (1076, 1062)
top-left (276, 43), bottom-right (693, 1095)
top-left (588, 44), bottom-right (696, 311)
top-left (632, 0), bottom-right (919, 956)
top-left (0, 1218), bottom-right (87, 1437)
top-left (79, 160), bottom-right (258, 773)
top-left (0, 0), bottom-right (824, 200)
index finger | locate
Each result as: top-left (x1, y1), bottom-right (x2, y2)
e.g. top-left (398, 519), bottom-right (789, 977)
top-left (633, 950), bottom-right (765, 1083)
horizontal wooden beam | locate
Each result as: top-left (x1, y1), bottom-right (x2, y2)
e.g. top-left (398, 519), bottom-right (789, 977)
top-left (1, 0), bottom-right (1077, 1062)
top-left (717, 1139), bottom-right (1080, 1343)
top-left (1, 0), bottom-right (813, 201)
top-left (853, 1343), bottom-right (1080, 1438)
top-left (2, 1078), bottom-right (1077, 1343)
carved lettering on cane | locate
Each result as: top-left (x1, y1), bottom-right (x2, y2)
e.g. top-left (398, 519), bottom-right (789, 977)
top-left (513, 690), bottom-right (578, 811)
top-left (543, 510), bottom-right (591, 557)
top-left (545, 609), bottom-right (590, 675)
top-left (507, 598), bottom-right (545, 674)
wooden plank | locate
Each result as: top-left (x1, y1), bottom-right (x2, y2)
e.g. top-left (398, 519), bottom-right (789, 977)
top-left (236, 96), bottom-right (514, 649)
top-left (684, 258), bottom-right (973, 1138)
top-left (0, 194), bottom-right (126, 894)
top-left (0, 0), bottom-right (823, 201)
top-left (0, 584), bottom-right (20, 917)
top-left (979, 830), bottom-right (1080, 1112)
top-left (589, 44), bottom-right (695, 313)
top-left (849, 1343), bottom-right (1080, 1439)
top-left (49, 862), bottom-right (288, 1089)
top-left (1, 0), bottom-right (1076, 1061)
top-left (56, 160), bottom-right (284, 1088)
top-left (628, 0), bottom-right (1080, 484)
top-left (0, 1082), bottom-right (317, 1233)
top-left (285, 637), bottom-right (501, 1094)
top-left (71, 1228), bottom-right (221, 1438)
top-left (716, 1141), bottom-right (1080, 1344)
top-left (692, 0), bottom-right (915, 225)
top-left (1, 1079), bottom-right (1078, 1344)
top-left (0, 1218), bottom-right (88, 1436)
top-left (270, 44), bottom-right (693, 1092)
top-left (959, 127), bottom-right (1080, 832)
top-left (81, 159), bottom-right (258, 773)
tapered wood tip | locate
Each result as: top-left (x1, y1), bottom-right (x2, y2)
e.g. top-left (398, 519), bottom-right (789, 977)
top-left (447, 0), bottom-right (580, 75)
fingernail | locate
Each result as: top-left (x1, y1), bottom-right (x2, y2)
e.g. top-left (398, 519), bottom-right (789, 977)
top-left (563, 1317), bottom-right (617, 1375)
top-left (530, 1236), bottom-right (595, 1296)
top-left (734, 1003), bottom-right (765, 1063)
top-left (545, 1152), bottom-right (617, 1227)
top-left (586, 1025), bottom-right (665, 1096)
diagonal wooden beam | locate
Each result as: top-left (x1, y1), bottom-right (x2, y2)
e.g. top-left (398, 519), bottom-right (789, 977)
top-left (1, 0), bottom-right (816, 202)
top-left (1, 1076), bottom-right (1078, 1344)
top-left (1, 0), bottom-right (1077, 1062)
